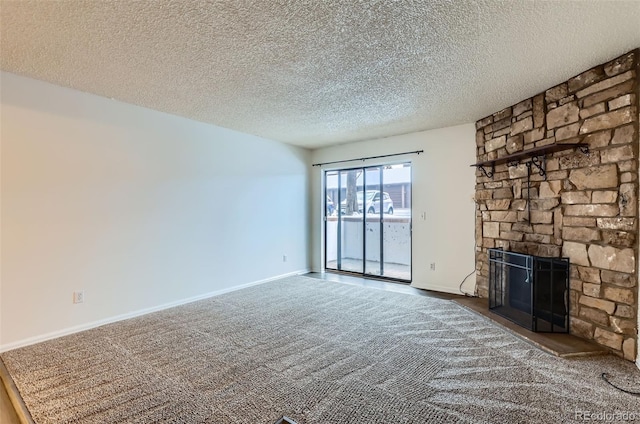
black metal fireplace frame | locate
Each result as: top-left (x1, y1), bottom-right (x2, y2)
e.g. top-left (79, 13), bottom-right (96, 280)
top-left (488, 248), bottom-right (570, 333)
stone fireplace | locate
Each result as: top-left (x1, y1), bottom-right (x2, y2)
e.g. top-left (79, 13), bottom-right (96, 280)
top-left (474, 49), bottom-right (639, 360)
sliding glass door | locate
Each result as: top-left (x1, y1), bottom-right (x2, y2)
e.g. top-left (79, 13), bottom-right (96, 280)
top-left (324, 163), bottom-right (412, 282)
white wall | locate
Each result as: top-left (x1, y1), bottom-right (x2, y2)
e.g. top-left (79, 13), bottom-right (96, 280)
top-left (310, 124), bottom-right (477, 294)
top-left (0, 72), bottom-right (310, 350)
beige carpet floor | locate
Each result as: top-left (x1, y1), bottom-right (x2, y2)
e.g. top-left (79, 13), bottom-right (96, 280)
top-left (2, 275), bottom-right (639, 423)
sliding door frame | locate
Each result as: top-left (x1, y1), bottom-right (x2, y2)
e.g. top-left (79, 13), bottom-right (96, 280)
top-left (323, 162), bottom-right (412, 284)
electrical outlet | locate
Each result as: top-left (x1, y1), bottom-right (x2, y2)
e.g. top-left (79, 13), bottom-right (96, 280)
top-left (73, 291), bottom-right (84, 304)
top-left (430, 263), bottom-right (436, 271)
top-left (283, 254), bottom-right (287, 262)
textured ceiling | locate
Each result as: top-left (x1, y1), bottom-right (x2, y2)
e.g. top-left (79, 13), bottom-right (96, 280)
top-left (1, 1), bottom-right (640, 149)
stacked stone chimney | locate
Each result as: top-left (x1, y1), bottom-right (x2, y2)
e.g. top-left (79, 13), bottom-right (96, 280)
top-left (474, 49), bottom-right (639, 360)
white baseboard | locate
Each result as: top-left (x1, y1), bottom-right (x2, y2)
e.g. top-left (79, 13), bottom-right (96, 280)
top-left (0, 269), bottom-right (309, 353)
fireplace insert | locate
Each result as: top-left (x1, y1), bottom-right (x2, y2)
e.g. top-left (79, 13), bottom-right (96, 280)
top-left (488, 248), bottom-right (569, 333)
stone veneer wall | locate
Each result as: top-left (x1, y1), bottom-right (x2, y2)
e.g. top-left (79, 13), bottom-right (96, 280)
top-left (474, 49), bottom-right (639, 360)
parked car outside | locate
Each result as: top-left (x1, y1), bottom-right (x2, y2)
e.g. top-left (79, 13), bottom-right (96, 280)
top-left (340, 190), bottom-right (394, 215)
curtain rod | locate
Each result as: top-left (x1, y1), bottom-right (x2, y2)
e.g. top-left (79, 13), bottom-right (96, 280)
top-left (311, 150), bottom-right (424, 167)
